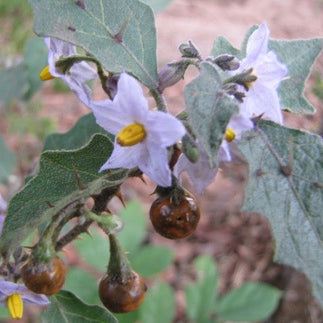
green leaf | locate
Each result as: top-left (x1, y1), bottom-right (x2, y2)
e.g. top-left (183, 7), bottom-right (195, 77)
top-left (184, 62), bottom-right (239, 168)
top-left (130, 245), bottom-right (174, 277)
top-left (139, 281), bottom-right (175, 323)
top-left (42, 290), bottom-right (117, 323)
top-left (28, 0), bottom-right (159, 89)
top-left (0, 64), bottom-right (28, 107)
top-left (0, 134), bottom-right (16, 184)
top-left (211, 36), bottom-right (240, 58)
top-left (140, 0), bottom-right (174, 13)
top-left (74, 227), bottom-right (109, 271)
top-left (238, 120), bottom-right (323, 307)
top-left (43, 113), bottom-right (113, 151)
top-left (23, 37), bottom-right (48, 100)
top-left (216, 282), bottom-right (282, 322)
top-left (65, 268), bottom-right (100, 305)
top-left (269, 38), bottom-right (323, 114)
top-left (0, 134), bottom-right (128, 255)
top-left (117, 200), bottom-right (147, 255)
top-left (185, 255), bottom-right (218, 322)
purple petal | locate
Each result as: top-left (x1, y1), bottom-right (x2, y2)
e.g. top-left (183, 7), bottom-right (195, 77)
top-left (141, 145), bottom-right (172, 187)
top-left (244, 23), bottom-right (270, 66)
top-left (146, 111), bottom-right (186, 147)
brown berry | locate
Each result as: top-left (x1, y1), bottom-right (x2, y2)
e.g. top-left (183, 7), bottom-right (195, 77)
top-left (99, 270), bottom-right (147, 313)
top-left (149, 191), bottom-right (200, 239)
top-left (21, 256), bottom-right (66, 296)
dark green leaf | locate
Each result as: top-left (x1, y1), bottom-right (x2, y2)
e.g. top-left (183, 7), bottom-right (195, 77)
top-left (269, 38), bottom-right (323, 114)
top-left (0, 134), bottom-right (128, 255)
top-left (130, 245), bottom-right (174, 277)
top-left (0, 134), bottom-right (16, 184)
top-left (139, 281), bottom-right (175, 323)
top-left (42, 290), bottom-right (117, 323)
top-left (238, 120), bottom-right (323, 307)
top-left (28, 0), bottom-right (159, 89)
top-left (185, 255), bottom-right (218, 322)
top-left (185, 62), bottom-right (238, 168)
top-left (43, 113), bottom-right (113, 151)
top-left (216, 282), bottom-right (282, 322)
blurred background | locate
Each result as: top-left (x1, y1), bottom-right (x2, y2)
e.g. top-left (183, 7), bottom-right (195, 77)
top-left (0, 0), bottom-right (322, 322)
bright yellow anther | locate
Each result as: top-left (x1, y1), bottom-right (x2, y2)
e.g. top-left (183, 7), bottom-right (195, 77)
top-left (39, 65), bottom-right (55, 81)
top-left (7, 294), bottom-right (23, 320)
top-left (225, 128), bottom-right (236, 142)
top-left (117, 123), bottom-right (146, 146)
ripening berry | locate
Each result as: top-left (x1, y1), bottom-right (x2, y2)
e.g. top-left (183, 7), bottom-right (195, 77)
top-left (21, 256), bottom-right (66, 296)
top-left (99, 270), bottom-right (147, 313)
top-left (149, 191), bottom-right (200, 239)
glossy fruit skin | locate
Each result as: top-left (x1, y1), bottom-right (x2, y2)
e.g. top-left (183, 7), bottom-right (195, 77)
top-left (149, 192), bottom-right (200, 239)
top-left (21, 256), bottom-right (66, 296)
top-left (99, 271), bottom-right (147, 313)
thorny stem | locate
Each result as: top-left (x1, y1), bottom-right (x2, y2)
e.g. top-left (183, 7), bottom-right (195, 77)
top-left (55, 185), bottom-right (121, 252)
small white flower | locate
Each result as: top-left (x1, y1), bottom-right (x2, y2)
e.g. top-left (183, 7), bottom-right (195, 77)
top-left (236, 22), bottom-right (288, 124)
top-left (91, 73), bottom-right (186, 187)
top-left (40, 37), bottom-right (97, 106)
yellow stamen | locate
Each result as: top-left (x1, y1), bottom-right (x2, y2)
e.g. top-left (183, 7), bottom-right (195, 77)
top-left (7, 294), bottom-right (23, 320)
top-left (225, 128), bottom-right (236, 142)
top-left (39, 65), bottom-right (55, 81)
top-left (117, 123), bottom-right (146, 146)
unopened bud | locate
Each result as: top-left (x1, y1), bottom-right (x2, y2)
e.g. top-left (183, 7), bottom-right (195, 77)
top-left (182, 134), bottom-right (200, 163)
top-left (179, 41), bottom-right (200, 59)
top-left (158, 61), bottom-right (189, 92)
top-left (213, 54), bottom-right (240, 71)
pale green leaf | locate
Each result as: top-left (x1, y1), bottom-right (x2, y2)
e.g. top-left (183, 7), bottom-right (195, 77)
top-left (0, 134), bottom-right (16, 184)
top-left (23, 37), bottom-right (48, 100)
top-left (42, 290), bottom-right (117, 323)
top-left (185, 62), bottom-right (238, 168)
top-left (65, 268), bottom-right (100, 305)
top-left (0, 64), bottom-right (28, 107)
top-left (117, 200), bottom-right (147, 255)
top-left (140, 0), bottom-right (174, 13)
top-left (185, 255), bottom-right (218, 322)
top-left (74, 227), bottom-right (109, 272)
top-left (238, 120), bottom-right (323, 307)
top-left (269, 38), bottom-right (323, 114)
top-left (43, 113), bottom-right (113, 151)
top-left (130, 245), bottom-right (174, 277)
top-left (216, 282), bottom-right (282, 322)
top-left (139, 281), bottom-right (175, 323)
top-left (0, 135), bottom-right (128, 255)
top-left (211, 36), bottom-right (240, 58)
top-left (28, 0), bottom-right (159, 89)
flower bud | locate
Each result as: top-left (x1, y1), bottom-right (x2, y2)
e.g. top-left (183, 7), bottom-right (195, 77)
top-left (213, 54), bottom-right (240, 71)
top-left (182, 134), bottom-right (200, 163)
top-left (179, 41), bottom-right (200, 58)
top-left (158, 61), bottom-right (189, 92)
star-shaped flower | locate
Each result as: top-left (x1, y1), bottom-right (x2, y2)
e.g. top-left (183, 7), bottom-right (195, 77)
top-left (0, 277), bottom-right (50, 319)
top-left (40, 37), bottom-right (97, 106)
top-left (236, 22), bottom-right (288, 124)
top-left (91, 73), bottom-right (186, 187)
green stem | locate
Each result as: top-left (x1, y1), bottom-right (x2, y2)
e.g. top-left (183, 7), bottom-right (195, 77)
top-left (56, 55), bottom-right (112, 98)
top-left (150, 88), bottom-right (168, 112)
top-left (107, 234), bottom-right (133, 282)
